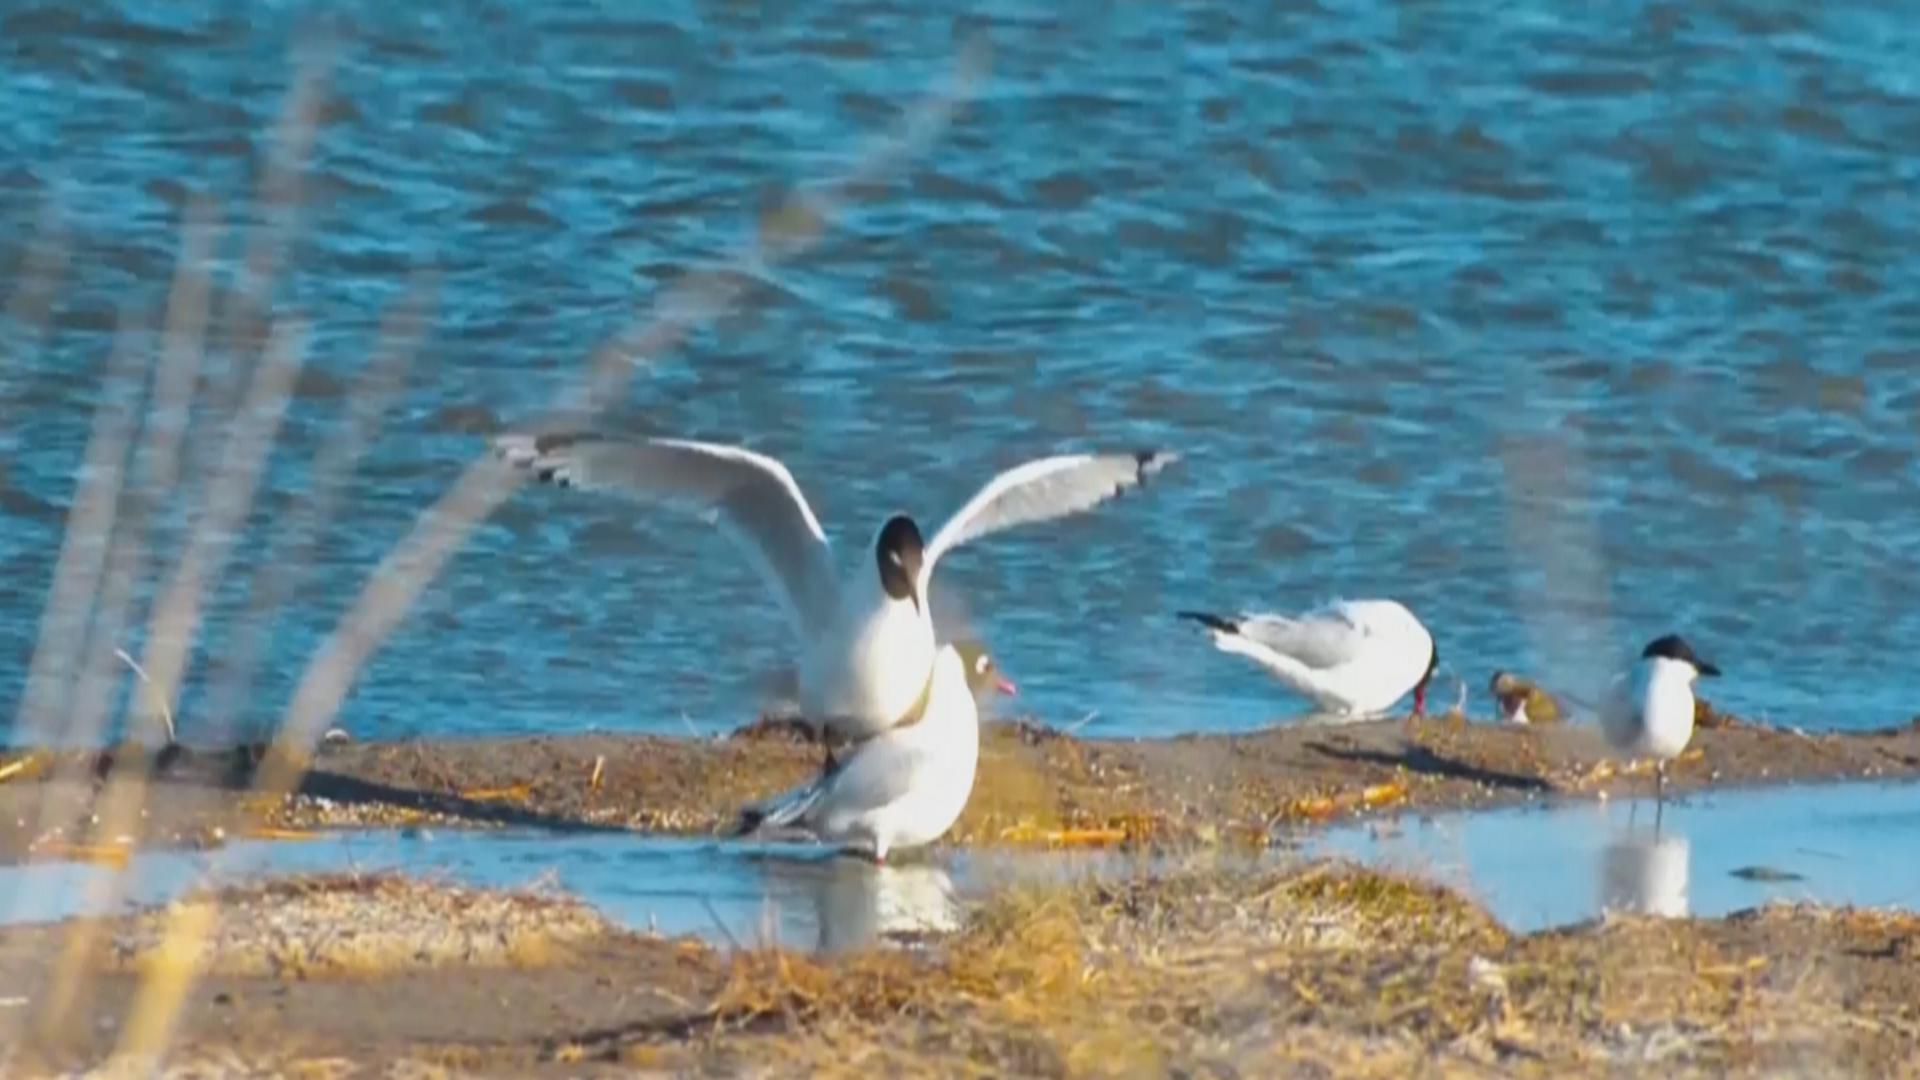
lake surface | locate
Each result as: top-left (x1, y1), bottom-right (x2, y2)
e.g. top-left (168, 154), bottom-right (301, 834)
top-left (3, 1), bottom-right (1919, 744)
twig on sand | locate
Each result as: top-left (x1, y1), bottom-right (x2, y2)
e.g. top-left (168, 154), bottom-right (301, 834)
top-left (112, 648), bottom-right (176, 746)
top-left (1062, 710), bottom-right (1101, 736)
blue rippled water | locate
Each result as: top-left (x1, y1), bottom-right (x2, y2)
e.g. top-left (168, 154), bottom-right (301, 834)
top-left (3, 2), bottom-right (1918, 742)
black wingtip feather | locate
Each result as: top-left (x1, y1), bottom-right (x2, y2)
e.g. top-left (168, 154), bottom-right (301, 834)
top-left (1177, 610), bottom-right (1238, 634)
top-left (1134, 449), bottom-right (1178, 478)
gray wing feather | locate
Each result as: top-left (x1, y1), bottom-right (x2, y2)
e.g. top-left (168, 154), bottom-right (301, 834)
top-left (919, 449), bottom-right (1179, 592)
top-left (1233, 608), bottom-right (1370, 670)
top-left (811, 736), bottom-right (928, 824)
top-left (493, 432), bottom-right (838, 634)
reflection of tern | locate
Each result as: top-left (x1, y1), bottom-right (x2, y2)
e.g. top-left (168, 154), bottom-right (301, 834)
top-left (760, 855), bottom-right (962, 953)
top-left (1598, 831), bottom-right (1690, 919)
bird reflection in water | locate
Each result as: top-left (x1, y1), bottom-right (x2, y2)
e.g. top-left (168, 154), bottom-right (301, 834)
top-left (755, 853), bottom-right (962, 954)
top-left (1597, 829), bottom-right (1690, 920)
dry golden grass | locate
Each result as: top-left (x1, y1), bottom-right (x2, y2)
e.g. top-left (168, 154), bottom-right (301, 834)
top-left (620, 860), bottom-right (1920, 1078)
top-left (647, 859), bottom-right (1505, 1074)
top-left (4, 861), bottom-right (1916, 1076)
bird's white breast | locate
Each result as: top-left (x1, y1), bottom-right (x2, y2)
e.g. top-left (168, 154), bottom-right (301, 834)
top-left (799, 570), bottom-right (937, 735)
top-left (1605, 658), bottom-right (1697, 760)
top-left (871, 647), bottom-right (980, 851)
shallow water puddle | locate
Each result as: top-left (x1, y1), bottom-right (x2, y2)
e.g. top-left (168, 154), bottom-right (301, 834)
top-left (0, 829), bottom-right (1144, 953)
top-left (4, 780), bottom-right (1916, 949)
top-left (1297, 780), bottom-right (1920, 932)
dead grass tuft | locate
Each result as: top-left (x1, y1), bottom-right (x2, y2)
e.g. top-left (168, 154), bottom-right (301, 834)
top-left (625, 860), bottom-right (1920, 1076)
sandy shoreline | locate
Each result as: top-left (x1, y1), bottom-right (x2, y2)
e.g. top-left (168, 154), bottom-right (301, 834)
top-left (2, 704), bottom-right (1918, 863)
top-left (3, 860), bottom-right (1917, 1076)
top-left (2, 709), bottom-right (1919, 1075)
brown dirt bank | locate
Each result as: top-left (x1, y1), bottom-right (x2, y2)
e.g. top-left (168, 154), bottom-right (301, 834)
top-left (3, 705), bottom-right (1919, 863)
top-left (2, 862), bottom-right (1917, 1077)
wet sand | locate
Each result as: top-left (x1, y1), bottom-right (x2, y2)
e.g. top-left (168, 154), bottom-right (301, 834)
top-left (2, 701), bottom-right (1918, 862)
top-left (2, 861), bottom-right (1916, 1077)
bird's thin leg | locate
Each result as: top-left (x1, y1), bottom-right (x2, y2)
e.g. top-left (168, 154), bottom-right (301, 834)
top-left (1627, 767), bottom-right (1639, 829)
top-left (1655, 763), bottom-right (1666, 832)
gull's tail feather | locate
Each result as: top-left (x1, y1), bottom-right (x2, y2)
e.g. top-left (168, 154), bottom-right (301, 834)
top-left (728, 776), bottom-right (826, 838)
top-left (1177, 610), bottom-right (1239, 635)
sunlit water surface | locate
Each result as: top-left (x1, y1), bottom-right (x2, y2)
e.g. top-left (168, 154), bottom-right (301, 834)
top-left (4, 780), bottom-right (1916, 946)
top-left (3, 2), bottom-right (1920, 744)
top-left (1299, 778), bottom-right (1920, 932)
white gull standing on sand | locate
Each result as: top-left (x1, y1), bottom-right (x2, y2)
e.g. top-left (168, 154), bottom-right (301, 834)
top-left (1176, 598), bottom-right (1439, 719)
top-left (1599, 632), bottom-right (1720, 824)
top-left (493, 432), bottom-right (1175, 745)
top-left (727, 640), bottom-right (1013, 863)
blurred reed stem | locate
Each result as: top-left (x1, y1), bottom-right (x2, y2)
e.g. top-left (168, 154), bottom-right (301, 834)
top-left (69, 32), bottom-right (991, 1073)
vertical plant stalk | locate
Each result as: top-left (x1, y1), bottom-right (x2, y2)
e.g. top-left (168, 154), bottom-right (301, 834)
top-left (102, 35), bottom-right (991, 1073)
top-left (34, 44), bottom-right (333, 1053)
top-left (1, 197), bottom-right (72, 343)
top-left (33, 195), bottom-right (220, 1037)
top-left (260, 34), bottom-right (990, 795)
top-left (142, 199), bottom-right (222, 501)
top-left (1496, 426), bottom-right (1617, 710)
top-left (135, 316), bottom-right (311, 740)
top-left (37, 320), bottom-right (306, 1041)
top-left (186, 46), bottom-right (331, 481)
top-left (200, 273), bottom-right (437, 745)
top-left (112, 898), bottom-right (219, 1071)
top-left (8, 320), bottom-right (147, 744)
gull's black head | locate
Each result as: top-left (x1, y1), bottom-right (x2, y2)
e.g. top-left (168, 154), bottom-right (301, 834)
top-left (1642, 633), bottom-right (1720, 677)
top-left (874, 514), bottom-right (925, 610)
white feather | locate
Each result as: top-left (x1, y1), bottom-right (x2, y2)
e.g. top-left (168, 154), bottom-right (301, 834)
top-left (1182, 598), bottom-right (1435, 718)
top-left (495, 432), bottom-right (1177, 740)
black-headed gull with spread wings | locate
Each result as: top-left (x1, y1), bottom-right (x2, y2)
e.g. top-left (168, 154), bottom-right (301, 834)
top-left (1177, 598), bottom-right (1439, 719)
top-left (493, 431), bottom-right (1173, 742)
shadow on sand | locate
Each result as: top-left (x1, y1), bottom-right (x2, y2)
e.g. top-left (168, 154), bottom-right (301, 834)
top-left (89, 742), bottom-right (631, 835)
top-left (1305, 738), bottom-right (1550, 794)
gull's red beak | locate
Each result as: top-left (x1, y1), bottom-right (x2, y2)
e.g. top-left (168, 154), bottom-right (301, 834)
top-left (996, 676), bottom-right (1019, 697)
